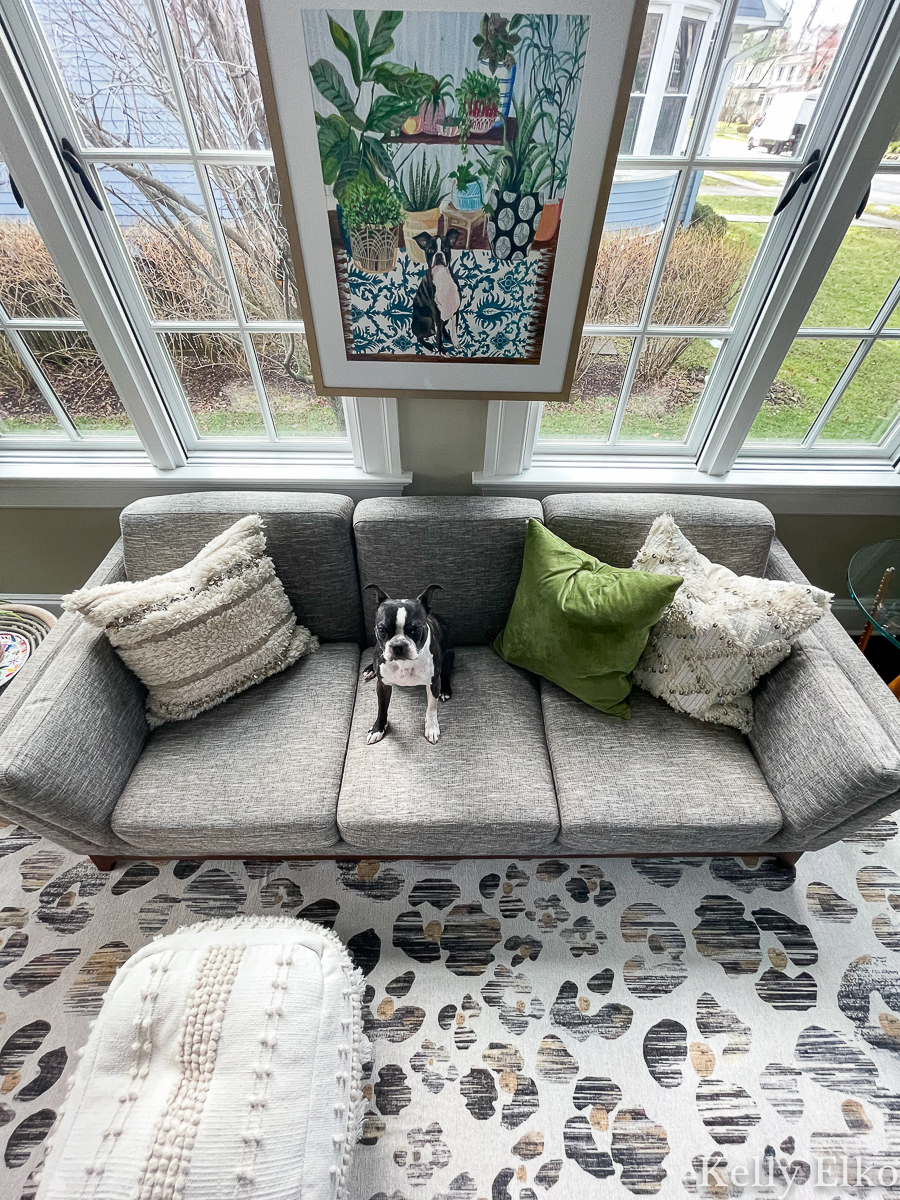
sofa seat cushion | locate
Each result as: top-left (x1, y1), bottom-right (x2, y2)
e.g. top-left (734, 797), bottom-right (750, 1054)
top-left (543, 682), bottom-right (783, 852)
top-left (337, 647), bottom-right (559, 852)
top-left (112, 643), bottom-right (359, 854)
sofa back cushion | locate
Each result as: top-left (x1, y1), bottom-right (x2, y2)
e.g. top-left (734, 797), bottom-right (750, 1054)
top-left (353, 496), bottom-right (542, 645)
top-left (542, 493), bottom-right (775, 577)
top-left (120, 492), bottom-right (363, 642)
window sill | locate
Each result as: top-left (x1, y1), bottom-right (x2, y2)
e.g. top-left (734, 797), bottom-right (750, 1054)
top-left (474, 454), bottom-right (900, 513)
top-left (0, 450), bottom-right (411, 506)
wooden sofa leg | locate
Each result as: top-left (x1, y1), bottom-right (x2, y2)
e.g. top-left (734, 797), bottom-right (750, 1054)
top-left (775, 851), bottom-right (803, 867)
top-left (89, 856), bottom-right (117, 872)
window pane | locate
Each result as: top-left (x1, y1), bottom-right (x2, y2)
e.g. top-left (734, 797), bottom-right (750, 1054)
top-left (666, 18), bottom-right (704, 94)
top-left (745, 338), bottom-right (858, 443)
top-left (590, 171), bottom-right (678, 325)
top-left (618, 336), bottom-right (721, 442)
top-left (652, 169), bottom-right (786, 325)
top-left (541, 338), bottom-right (633, 440)
top-left (252, 334), bottom-right (345, 437)
top-left (709, 6), bottom-right (855, 161)
top-left (160, 0), bottom-right (271, 150)
top-left (0, 331), bottom-right (65, 436)
top-left (0, 168), bottom-right (78, 320)
top-left (162, 332), bottom-right (267, 436)
top-left (805, 218), bottom-right (900, 330)
top-left (34, 0), bottom-right (187, 148)
top-left (632, 12), bottom-right (662, 94)
top-left (620, 97), bottom-right (643, 156)
top-left (818, 340), bottom-right (900, 443)
top-left (19, 330), bottom-right (136, 436)
top-left (97, 164), bottom-right (234, 321)
top-left (208, 166), bottom-right (301, 320)
top-left (651, 96), bottom-right (686, 156)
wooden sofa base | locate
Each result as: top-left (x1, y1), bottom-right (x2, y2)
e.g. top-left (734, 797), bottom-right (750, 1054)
top-left (89, 850), bottom-right (804, 873)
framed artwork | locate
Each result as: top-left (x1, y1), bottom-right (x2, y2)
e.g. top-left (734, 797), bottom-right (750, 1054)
top-left (248, 0), bottom-right (647, 399)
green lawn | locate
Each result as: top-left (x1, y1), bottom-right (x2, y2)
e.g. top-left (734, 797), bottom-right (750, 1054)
top-left (551, 200), bottom-right (900, 446)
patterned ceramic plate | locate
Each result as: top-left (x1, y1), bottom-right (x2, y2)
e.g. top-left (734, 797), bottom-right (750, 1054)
top-left (0, 631), bottom-right (30, 684)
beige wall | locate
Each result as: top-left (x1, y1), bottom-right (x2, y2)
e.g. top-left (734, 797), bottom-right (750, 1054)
top-left (3, 402), bottom-right (898, 596)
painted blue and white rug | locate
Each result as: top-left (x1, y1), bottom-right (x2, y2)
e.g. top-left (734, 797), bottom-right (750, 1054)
top-left (0, 817), bottom-right (899, 1199)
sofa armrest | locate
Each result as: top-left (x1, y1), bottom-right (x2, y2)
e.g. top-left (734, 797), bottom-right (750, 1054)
top-left (749, 538), bottom-right (900, 849)
top-left (0, 540), bottom-right (148, 852)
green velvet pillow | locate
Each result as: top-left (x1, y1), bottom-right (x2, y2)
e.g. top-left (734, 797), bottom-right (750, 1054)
top-left (494, 519), bottom-right (682, 718)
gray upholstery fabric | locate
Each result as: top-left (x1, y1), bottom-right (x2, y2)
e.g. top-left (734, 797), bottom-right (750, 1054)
top-left (353, 496), bottom-right (541, 645)
top-left (543, 493), bottom-right (775, 576)
top-left (543, 682), bottom-right (783, 852)
top-left (0, 542), bottom-right (147, 852)
top-left (338, 647), bottom-right (559, 852)
top-left (766, 538), bottom-right (900, 755)
top-left (112, 643), bottom-right (359, 855)
top-left (750, 642), bottom-right (900, 846)
top-left (120, 492), bottom-right (362, 643)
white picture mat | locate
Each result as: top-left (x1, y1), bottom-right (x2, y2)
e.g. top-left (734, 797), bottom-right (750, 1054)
top-left (258, 0), bottom-right (635, 395)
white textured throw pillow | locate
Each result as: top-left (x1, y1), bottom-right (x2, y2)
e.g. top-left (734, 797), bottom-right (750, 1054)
top-left (35, 916), bottom-right (369, 1200)
top-left (632, 514), bottom-right (831, 732)
top-left (63, 514), bottom-right (317, 727)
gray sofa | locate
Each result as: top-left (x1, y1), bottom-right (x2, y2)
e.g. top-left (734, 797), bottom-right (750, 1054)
top-left (2, 490), bottom-right (899, 868)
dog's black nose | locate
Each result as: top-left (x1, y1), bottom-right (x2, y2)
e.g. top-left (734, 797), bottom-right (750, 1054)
top-left (390, 639), bottom-right (408, 658)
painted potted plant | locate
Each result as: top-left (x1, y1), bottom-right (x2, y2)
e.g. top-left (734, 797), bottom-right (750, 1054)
top-left (449, 160), bottom-right (483, 212)
top-left (455, 69), bottom-right (501, 144)
top-left (517, 14), bottom-right (588, 241)
top-left (397, 156), bottom-right (445, 264)
top-left (481, 98), bottom-right (551, 262)
top-left (419, 74), bottom-right (454, 136)
top-left (310, 11), bottom-right (435, 196)
top-left (474, 13), bottom-right (522, 127)
top-left (340, 174), bottom-right (405, 274)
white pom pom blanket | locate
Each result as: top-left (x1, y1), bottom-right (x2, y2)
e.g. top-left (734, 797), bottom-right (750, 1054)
top-left (35, 916), bottom-right (367, 1200)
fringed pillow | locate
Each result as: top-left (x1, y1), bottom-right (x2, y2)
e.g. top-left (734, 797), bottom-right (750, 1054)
top-left (632, 513), bottom-right (831, 732)
top-left (63, 514), bottom-right (317, 727)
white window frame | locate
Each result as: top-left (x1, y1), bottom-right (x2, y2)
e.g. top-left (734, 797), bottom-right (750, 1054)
top-left (0, 0), bottom-right (406, 491)
top-left (479, 0), bottom-right (900, 500)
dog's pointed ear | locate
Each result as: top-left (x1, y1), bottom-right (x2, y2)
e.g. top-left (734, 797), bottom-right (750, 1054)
top-left (445, 227), bottom-right (463, 248)
top-left (364, 583), bottom-right (389, 607)
top-left (417, 583), bottom-right (443, 612)
top-left (414, 231), bottom-right (434, 251)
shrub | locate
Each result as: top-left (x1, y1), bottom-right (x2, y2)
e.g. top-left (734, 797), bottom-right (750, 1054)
top-left (575, 220), bottom-right (753, 385)
top-left (689, 202), bottom-right (728, 238)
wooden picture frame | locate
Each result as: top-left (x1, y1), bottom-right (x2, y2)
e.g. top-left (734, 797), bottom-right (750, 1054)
top-left (247, 0), bottom-right (648, 400)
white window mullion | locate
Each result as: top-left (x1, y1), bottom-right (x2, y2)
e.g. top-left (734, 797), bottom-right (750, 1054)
top-left (0, 3), bottom-right (187, 468)
top-left (2, 322), bottom-right (79, 440)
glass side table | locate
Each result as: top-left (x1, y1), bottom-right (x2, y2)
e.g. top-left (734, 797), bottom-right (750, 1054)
top-left (848, 538), bottom-right (900, 698)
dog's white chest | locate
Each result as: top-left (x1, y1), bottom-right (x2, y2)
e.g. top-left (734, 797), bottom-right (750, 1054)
top-left (432, 264), bottom-right (460, 321)
top-left (379, 638), bottom-right (435, 687)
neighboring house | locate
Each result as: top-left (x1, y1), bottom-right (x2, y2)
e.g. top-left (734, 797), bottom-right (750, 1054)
top-left (722, 26), bottom-right (841, 125)
top-left (609, 0), bottom-right (786, 231)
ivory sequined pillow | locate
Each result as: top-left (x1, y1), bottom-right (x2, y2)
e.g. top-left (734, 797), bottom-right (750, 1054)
top-left (63, 514), bottom-right (317, 727)
top-left (632, 513), bottom-right (831, 732)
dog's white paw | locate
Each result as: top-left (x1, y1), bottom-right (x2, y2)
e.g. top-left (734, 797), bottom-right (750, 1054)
top-left (362, 665), bottom-right (376, 682)
top-left (439, 690), bottom-right (451, 702)
top-left (424, 716), bottom-right (440, 744)
top-left (366, 726), bottom-right (386, 745)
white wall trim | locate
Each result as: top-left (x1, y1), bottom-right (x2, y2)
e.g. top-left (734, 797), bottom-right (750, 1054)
top-left (474, 455), bottom-right (900, 513)
top-left (0, 448), bottom-right (409, 506)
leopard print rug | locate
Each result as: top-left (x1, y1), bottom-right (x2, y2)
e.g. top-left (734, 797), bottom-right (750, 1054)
top-left (0, 816), bottom-right (898, 1199)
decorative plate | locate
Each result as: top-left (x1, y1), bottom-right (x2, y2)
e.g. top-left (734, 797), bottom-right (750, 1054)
top-left (0, 632), bottom-right (30, 686)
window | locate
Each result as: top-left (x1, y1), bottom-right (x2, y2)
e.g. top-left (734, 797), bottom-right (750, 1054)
top-left (622, 12), bottom-right (663, 155)
top-left (652, 16), bottom-right (705, 155)
top-left (482, 0), bottom-right (900, 487)
top-left (0, 0), bottom-right (401, 477)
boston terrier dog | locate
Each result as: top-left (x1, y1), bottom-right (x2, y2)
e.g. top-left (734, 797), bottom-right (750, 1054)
top-left (411, 229), bottom-right (463, 355)
top-left (362, 583), bottom-right (454, 745)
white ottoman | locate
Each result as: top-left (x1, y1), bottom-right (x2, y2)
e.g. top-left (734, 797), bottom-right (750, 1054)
top-left (36, 916), bottom-right (367, 1200)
